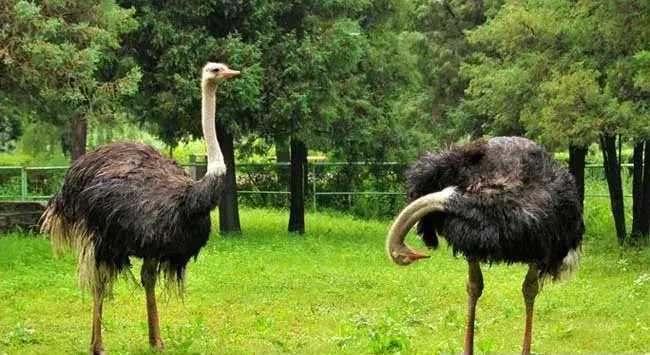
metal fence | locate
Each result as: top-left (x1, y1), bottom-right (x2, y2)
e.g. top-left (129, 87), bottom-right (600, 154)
top-left (0, 161), bottom-right (635, 214)
top-left (0, 166), bottom-right (68, 201)
top-left (0, 161), bottom-right (409, 217)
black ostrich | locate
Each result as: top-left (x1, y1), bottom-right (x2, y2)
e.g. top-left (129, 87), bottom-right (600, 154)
top-left (386, 136), bottom-right (584, 355)
top-left (40, 63), bottom-right (240, 354)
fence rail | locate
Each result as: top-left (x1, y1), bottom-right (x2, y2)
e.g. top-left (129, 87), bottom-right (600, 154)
top-left (0, 162), bottom-right (635, 212)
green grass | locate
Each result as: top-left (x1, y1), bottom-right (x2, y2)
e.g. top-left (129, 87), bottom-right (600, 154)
top-left (1, 206), bottom-right (649, 355)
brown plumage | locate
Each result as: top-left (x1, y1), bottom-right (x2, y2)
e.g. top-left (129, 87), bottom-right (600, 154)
top-left (40, 62), bottom-right (240, 354)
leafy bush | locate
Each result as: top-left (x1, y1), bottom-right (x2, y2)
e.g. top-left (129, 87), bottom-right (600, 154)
top-left (0, 168), bottom-right (66, 199)
top-left (0, 173), bottom-right (21, 198)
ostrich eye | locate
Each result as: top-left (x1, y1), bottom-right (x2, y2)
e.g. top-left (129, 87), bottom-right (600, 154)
top-left (212, 67), bottom-right (221, 73)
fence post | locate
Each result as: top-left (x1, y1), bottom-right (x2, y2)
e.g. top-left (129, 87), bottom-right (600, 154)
top-left (189, 154), bottom-right (196, 180)
top-left (311, 163), bottom-right (317, 211)
top-left (20, 167), bottom-right (27, 200)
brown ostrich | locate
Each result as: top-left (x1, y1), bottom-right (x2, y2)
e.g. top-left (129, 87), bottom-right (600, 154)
top-left (386, 136), bottom-right (584, 355)
top-left (41, 63), bottom-right (239, 354)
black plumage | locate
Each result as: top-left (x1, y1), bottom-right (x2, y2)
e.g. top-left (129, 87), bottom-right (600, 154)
top-left (409, 137), bottom-right (583, 279)
top-left (387, 136), bottom-right (584, 355)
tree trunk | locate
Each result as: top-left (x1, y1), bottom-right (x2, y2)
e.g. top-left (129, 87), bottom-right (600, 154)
top-left (303, 147), bottom-right (309, 209)
top-left (640, 140), bottom-right (650, 236)
top-left (568, 144), bottom-right (587, 210)
top-left (600, 134), bottom-right (626, 243)
top-left (631, 141), bottom-right (644, 239)
top-left (217, 125), bottom-right (241, 234)
top-left (288, 139), bottom-right (307, 234)
top-left (72, 116), bottom-right (87, 161)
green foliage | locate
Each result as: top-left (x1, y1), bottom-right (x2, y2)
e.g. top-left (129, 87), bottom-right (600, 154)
top-left (263, 17), bottom-right (372, 146)
top-left (460, 0), bottom-right (650, 147)
top-left (523, 65), bottom-right (605, 148)
top-left (169, 140), bottom-right (207, 163)
top-left (0, 96), bottom-right (23, 152)
top-left (1, 0), bottom-right (141, 117)
top-left (214, 35), bottom-right (263, 137)
top-left (18, 121), bottom-right (66, 163)
top-left (1, 0), bottom-right (648, 167)
top-left (633, 50), bottom-right (650, 93)
top-left (412, 0), bottom-right (504, 140)
top-left (7, 116), bottom-right (162, 165)
top-left (0, 0), bottom-right (142, 158)
top-left (0, 174), bottom-right (21, 197)
top-left (0, 153), bottom-right (34, 166)
top-left (87, 118), bottom-right (163, 151)
top-left (258, 1), bottom-right (437, 163)
top-left (1, 206), bottom-right (649, 354)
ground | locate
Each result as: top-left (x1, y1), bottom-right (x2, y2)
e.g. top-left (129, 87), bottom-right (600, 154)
top-left (0, 207), bottom-right (649, 354)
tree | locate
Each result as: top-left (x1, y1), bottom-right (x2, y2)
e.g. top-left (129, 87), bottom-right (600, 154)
top-left (629, 50), bottom-right (650, 240)
top-left (0, 96), bottom-right (22, 152)
top-left (413, 0), bottom-right (504, 141)
top-left (261, 0), bottom-right (430, 232)
top-left (0, 0), bottom-right (141, 161)
top-left (581, 0), bottom-right (650, 243)
top-left (461, 0), bottom-right (598, 209)
top-left (260, 3), bottom-right (368, 234)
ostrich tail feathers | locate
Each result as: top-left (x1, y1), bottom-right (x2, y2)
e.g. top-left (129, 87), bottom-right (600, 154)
top-left (41, 200), bottom-right (79, 254)
top-left (41, 201), bottom-right (119, 293)
top-left (538, 246), bottom-right (581, 285)
top-left (556, 246), bottom-right (581, 281)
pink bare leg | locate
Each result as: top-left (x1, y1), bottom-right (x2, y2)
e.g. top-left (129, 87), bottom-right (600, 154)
top-left (463, 259), bottom-right (483, 355)
top-left (521, 264), bottom-right (540, 355)
top-left (90, 277), bottom-right (105, 355)
top-left (141, 259), bottom-right (164, 351)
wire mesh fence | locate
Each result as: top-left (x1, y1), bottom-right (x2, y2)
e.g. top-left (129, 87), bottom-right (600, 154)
top-left (0, 166), bottom-right (67, 201)
top-left (0, 161), bottom-right (635, 218)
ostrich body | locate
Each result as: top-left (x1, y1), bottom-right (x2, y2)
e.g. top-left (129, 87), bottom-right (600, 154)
top-left (386, 136), bottom-right (584, 355)
top-left (41, 63), bottom-right (240, 354)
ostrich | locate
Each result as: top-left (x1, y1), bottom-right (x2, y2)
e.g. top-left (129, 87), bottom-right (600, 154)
top-left (40, 62), bottom-right (240, 354)
top-left (386, 136), bottom-right (584, 355)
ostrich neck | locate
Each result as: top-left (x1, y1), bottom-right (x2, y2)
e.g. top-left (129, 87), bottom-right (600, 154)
top-left (201, 80), bottom-right (226, 176)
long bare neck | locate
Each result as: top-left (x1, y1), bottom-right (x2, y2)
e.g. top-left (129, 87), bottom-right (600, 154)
top-left (201, 80), bottom-right (226, 176)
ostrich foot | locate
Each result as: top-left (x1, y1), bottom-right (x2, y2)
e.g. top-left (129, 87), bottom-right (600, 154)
top-left (147, 329), bottom-right (164, 351)
top-left (150, 339), bottom-right (164, 352)
top-left (90, 343), bottom-right (106, 355)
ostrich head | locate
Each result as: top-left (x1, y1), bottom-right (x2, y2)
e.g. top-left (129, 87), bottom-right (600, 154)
top-left (202, 62), bottom-right (240, 83)
top-left (386, 186), bottom-right (457, 266)
top-left (389, 244), bottom-right (431, 266)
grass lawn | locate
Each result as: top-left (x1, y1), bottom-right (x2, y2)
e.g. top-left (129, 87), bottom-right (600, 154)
top-left (1, 205), bottom-right (649, 354)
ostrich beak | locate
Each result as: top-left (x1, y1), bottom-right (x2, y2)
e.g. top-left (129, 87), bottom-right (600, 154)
top-left (403, 251), bottom-right (430, 260)
top-left (221, 69), bottom-right (240, 78)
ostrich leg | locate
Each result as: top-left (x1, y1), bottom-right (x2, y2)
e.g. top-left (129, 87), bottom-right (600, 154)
top-left (521, 264), bottom-right (540, 355)
top-left (463, 259), bottom-right (484, 355)
top-left (141, 259), bottom-right (164, 350)
top-left (90, 279), bottom-right (105, 355)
